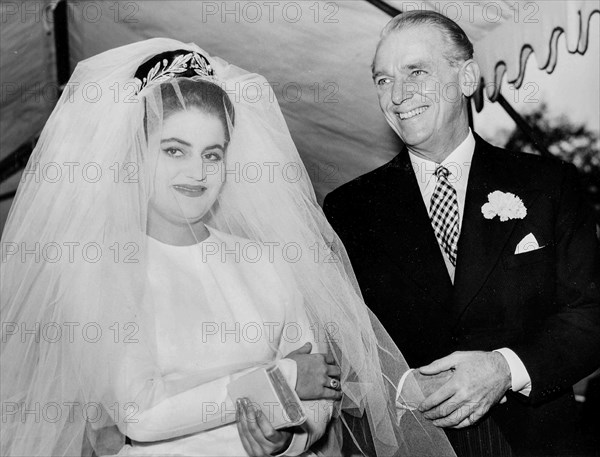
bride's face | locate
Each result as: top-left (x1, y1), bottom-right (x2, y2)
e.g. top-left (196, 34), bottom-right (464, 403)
top-left (148, 108), bottom-right (226, 230)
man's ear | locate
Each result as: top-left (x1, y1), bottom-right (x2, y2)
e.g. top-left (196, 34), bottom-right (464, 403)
top-left (459, 59), bottom-right (480, 97)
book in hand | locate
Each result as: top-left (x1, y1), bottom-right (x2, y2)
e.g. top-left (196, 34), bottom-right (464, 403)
top-left (228, 364), bottom-right (307, 430)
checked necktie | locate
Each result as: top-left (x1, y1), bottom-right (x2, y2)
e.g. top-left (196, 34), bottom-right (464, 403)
top-left (430, 166), bottom-right (460, 266)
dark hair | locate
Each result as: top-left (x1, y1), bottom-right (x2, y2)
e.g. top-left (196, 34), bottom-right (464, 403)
top-left (381, 11), bottom-right (473, 67)
top-left (160, 78), bottom-right (235, 142)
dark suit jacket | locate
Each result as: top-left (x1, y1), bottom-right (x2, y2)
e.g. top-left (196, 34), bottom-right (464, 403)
top-left (324, 134), bottom-right (600, 456)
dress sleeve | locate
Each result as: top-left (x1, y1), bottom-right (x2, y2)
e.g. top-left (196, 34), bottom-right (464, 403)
top-left (113, 347), bottom-right (304, 443)
top-left (112, 343), bottom-right (261, 442)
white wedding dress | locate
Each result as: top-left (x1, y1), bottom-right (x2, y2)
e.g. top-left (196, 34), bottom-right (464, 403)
top-left (114, 227), bottom-right (331, 456)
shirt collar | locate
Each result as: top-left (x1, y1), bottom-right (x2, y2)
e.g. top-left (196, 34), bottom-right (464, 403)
top-left (408, 129), bottom-right (475, 194)
top-left (408, 129), bottom-right (475, 174)
top-left (440, 129), bottom-right (475, 172)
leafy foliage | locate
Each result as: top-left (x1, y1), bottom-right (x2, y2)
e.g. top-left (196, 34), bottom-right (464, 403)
top-left (501, 102), bottom-right (600, 223)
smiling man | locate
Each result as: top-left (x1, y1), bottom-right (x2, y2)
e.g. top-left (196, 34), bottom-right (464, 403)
top-left (324, 10), bottom-right (600, 457)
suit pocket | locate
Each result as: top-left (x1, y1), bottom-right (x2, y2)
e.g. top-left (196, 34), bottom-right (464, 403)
top-left (502, 245), bottom-right (553, 270)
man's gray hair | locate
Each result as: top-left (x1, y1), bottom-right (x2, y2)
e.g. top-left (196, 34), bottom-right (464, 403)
top-left (381, 10), bottom-right (474, 67)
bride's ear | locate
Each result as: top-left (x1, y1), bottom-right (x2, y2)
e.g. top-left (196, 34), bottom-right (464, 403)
top-left (459, 59), bottom-right (481, 97)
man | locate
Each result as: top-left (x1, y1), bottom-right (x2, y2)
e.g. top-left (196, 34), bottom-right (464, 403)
top-left (324, 10), bottom-right (600, 457)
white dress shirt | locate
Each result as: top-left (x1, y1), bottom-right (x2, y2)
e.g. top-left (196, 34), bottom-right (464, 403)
top-left (401, 130), bottom-right (532, 398)
top-left (409, 131), bottom-right (474, 284)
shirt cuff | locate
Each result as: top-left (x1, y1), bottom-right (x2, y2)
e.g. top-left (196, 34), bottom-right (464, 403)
top-left (494, 348), bottom-right (532, 396)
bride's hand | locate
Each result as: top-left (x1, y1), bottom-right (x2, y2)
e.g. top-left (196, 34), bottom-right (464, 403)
top-left (285, 343), bottom-right (342, 401)
top-left (236, 398), bottom-right (293, 456)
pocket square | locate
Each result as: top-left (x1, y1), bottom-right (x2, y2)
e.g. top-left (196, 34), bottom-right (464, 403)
top-left (515, 233), bottom-right (540, 254)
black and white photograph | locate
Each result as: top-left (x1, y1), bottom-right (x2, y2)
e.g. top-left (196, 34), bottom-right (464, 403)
top-left (1, 1), bottom-right (599, 456)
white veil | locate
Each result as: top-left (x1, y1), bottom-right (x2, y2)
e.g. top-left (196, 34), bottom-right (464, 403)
top-left (0, 38), bottom-right (455, 456)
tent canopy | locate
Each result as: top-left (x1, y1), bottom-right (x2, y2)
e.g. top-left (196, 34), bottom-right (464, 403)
top-left (1, 0), bottom-right (598, 205)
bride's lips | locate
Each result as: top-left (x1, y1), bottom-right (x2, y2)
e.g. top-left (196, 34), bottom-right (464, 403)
top-left (172, 184), bottom-right (207, 198)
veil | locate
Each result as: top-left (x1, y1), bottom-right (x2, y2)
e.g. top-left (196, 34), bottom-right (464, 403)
top-left (0, 38), bottom-right (455, 456)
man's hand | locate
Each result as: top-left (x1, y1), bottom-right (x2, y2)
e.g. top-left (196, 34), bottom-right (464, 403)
top-left (398, 370), bottom-right (454, 410)
top-left (285, 343), bottom-right (342, 401)
top-left (236, 398), bottom-right (293, 456)
top-left (418, 351), bottom-right (511, 429)
top-left (412, 370), bottom-right (455, 398)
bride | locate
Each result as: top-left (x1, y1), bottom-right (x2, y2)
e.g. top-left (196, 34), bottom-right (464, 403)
top-left (0, 38), bottom-right (455, 456)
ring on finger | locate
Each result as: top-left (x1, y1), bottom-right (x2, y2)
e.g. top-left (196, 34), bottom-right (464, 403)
top-left (328, 378), bottom-right (340, 390)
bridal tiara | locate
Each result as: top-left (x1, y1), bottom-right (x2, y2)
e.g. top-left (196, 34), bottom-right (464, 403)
top-left (133, 49), bottom-right (217, 94)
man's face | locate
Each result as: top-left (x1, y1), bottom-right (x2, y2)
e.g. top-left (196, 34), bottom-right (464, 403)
top-left (373, 25), bottom-right (469, 159)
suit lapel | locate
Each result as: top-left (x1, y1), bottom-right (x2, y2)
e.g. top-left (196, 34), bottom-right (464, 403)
top-left (453, 136), bottom-right (522, 317)
top-left (370, 149), bottom-right (453, 304)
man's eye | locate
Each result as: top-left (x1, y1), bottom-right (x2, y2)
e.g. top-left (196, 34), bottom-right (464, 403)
top-left (376, 77), bottom-right (391, 86)
top-left (412, 70), bottom-right (426, 76)
top-left (164, 148), bottom-right (184, 158)
top-left (203, 151), bottom-right (223, 161)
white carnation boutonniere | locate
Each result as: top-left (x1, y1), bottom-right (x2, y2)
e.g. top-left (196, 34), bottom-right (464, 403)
top-left (481, 191), bottom-right (527, 221)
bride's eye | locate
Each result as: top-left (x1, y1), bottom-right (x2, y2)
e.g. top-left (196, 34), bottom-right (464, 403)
top-left (164, 147), bottom-right (184, 158)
